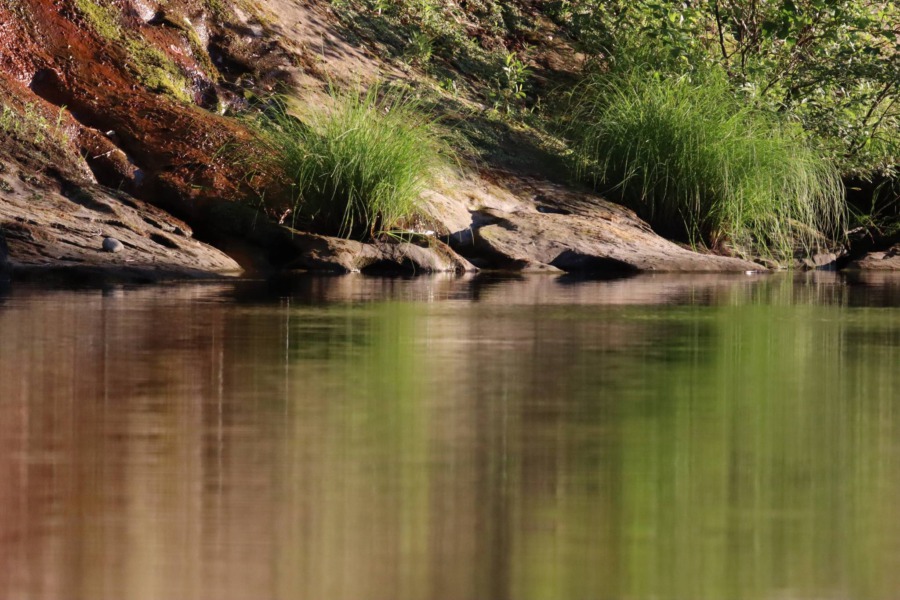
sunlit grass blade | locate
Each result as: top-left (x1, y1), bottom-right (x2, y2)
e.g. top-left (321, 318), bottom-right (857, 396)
top-left (252, 85), bottom-right (448, 239)
top-left (563, 68), bottom-right (846, 261)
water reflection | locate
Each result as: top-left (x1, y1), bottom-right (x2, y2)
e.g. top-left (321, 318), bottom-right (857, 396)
top-left (0, 274), bottom-right (899, 600)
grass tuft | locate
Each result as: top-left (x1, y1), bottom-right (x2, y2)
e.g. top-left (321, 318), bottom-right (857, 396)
top-left (564, 69), bottom-right (846, 260)
top-left (1, 102), bottom-right (71, 148)
top-left (253, 86), bottom-right (448, 239)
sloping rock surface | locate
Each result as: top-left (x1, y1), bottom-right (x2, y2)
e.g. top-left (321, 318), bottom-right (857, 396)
top-left (0, 0), bottom-right (288, 217)
top-left (443, 178), bottom-right (761, 273)
top-left (0, 165), bottom-right (240, 278)
top-left (285, 232), bottom-right (476, 274)
top-left (848, 245), bottom-right (900, 271)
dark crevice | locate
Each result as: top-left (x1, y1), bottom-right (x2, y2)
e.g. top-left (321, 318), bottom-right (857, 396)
top-left (536, 204), bottom-right (571, 215)
top-left (361, 259), bottom-right (419, 274)
top-left (149, 232), bottom-right (180, 249)
top-left (550, 250), bottom-right (639, 275)
top-left (61, 184), bottom-right (117, 214)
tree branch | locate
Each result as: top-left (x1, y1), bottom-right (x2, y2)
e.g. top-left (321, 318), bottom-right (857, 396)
top-left (713, 0), bottom-right (729, 62)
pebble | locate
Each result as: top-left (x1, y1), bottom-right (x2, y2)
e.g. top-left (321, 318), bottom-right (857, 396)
top-left (102, 237), bottom-right (124, 253)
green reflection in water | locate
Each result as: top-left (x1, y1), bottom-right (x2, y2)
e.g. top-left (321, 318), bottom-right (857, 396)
top-left (510, 287), bottom-right (900, 600)
top-left (0, 274), bottom-right (899, 600)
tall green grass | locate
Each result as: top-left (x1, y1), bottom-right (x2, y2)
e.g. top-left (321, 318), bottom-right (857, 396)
top-left (565, 69), bottom-right (846, 260)
top-left (255, 87), bottom-right (447, 239)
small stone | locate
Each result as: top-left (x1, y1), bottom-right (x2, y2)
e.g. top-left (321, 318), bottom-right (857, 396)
top-left (102, 237), bottom-right (124, 253)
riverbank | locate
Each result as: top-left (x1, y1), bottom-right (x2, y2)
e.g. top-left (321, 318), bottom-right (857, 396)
top-left (1, 0), bottom-right (897, 281)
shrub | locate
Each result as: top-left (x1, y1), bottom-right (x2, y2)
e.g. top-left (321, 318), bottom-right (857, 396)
top-left (255, 87), bottom-right (447, 239)
top-left (565, 69), bottom-right (846, 260)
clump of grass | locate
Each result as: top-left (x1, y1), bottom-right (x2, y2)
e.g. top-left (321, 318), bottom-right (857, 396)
top-left (254, 86), bottom-right (448, 238)
top-left (1, 102), bottom-right (70, 148)
top-left (564, 68), bottom-right (846, 260)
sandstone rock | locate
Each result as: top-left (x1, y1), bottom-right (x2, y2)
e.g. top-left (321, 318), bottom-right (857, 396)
top-left (800, 252), bottom-right (840, 270)
top-left (0, 163), bottom-right (241, 278)
top-left (847, 244), bottom-right (900, 271)
top-left (450, 207), bottom-right (761, 274)
top-left (190, 200), bottom-right (474, 274)
top-left (285, 232), bottom-right (477, 274)
top-left (425, 174), bottom-right (762, 274)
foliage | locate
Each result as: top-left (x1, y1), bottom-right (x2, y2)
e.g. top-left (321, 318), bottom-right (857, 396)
top-left (565, 68), bottom-right (845, 259)
top-left (404, 31), bottom-right (435, 66)
top-left (549, 0), bottom-right (900, 180)
top-left (252, 87), bottom-right (448, 238)
top-left (330, 0), bottom-right (536, 107)
top-left (1, 103), bottom-right (67, 146)
top-left (490, 51), bottom-right (531, 113)
top-left (75, 0), bottom-right (121, 40)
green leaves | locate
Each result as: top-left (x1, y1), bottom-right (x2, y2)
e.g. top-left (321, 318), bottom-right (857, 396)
top-left (555, 0), bottom-right (900, 178)
top-left (491, 51), bottom-right (531, 113)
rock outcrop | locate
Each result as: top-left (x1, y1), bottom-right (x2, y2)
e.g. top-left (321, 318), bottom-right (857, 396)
top-left (452, 207), bottom-right (760, 273)
top-left (285, 232), bottom-right (476, 274)
top-left (435, 176), bottom-right (761, 273)
top-left (186, 199), bottom-right (476, 274)
top-left (848, 244), bottom-right (900, 271)
top-left (0, 0), bottom-right (289, 219)
top-left (0, 0), bottom-right (296, 280)
top-left (8, 0), bottom-right (864, 279)
top-left (0, 161), bottom-right (240, 279)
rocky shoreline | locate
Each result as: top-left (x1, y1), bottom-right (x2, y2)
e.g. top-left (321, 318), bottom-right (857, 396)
top-left (1, 0), bottom-right (897, 283)
top-left (2, 158), bottom-right (899, 282)
top-left (4, 193), bottom-right (897, 285)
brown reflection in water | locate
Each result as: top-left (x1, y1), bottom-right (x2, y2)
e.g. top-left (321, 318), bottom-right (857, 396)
top-left (0, 274), bottom-right (898, 600)
top-left (0, 287), bottom-right (232, 600)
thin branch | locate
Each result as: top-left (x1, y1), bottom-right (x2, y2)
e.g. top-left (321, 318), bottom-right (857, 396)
top-left (713, 0), bottom-right (729, 62)
top-left (849, 80), bottom-right (898, 154)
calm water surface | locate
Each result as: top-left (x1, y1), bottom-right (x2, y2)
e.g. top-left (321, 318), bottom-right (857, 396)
top-left (1, 272), bottom-right (899, 600)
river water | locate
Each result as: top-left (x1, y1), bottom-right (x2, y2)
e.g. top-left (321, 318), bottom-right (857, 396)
top-left (1, 272), bottom-right (899, 600)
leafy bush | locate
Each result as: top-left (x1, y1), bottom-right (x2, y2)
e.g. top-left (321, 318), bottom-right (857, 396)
top-left (254, 87), bottom-right (448, 238)
top-left (490, 52), bottom-right (531, 114)
top-left (565, 69), bottom-right (845, 259)
top-left (549, 0), bottom-right (900, 180)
